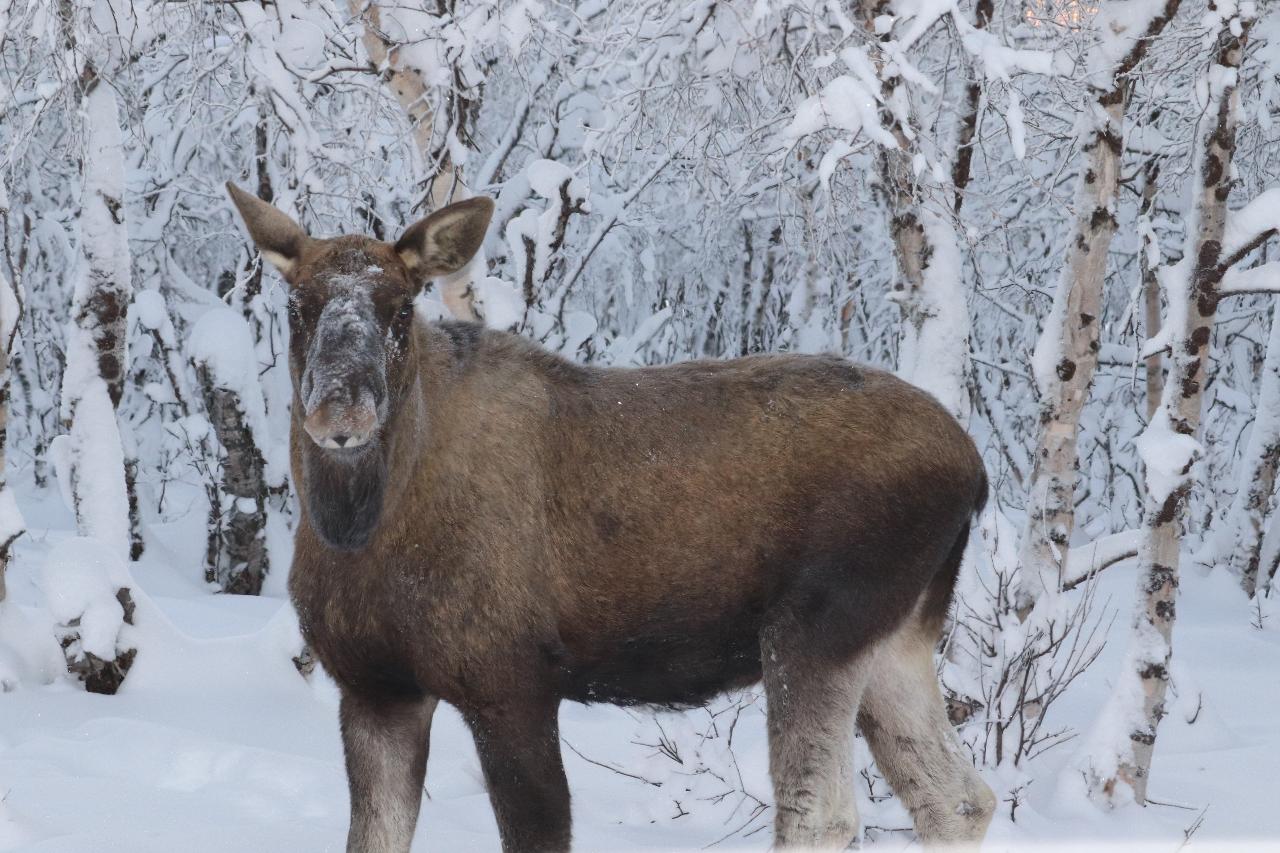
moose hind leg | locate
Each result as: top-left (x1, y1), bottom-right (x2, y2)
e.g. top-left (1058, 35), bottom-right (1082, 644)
top-left (761, 619), bottom-right (871, 850)
top-left (857, 612), bottom-right (995, 849)
top-left (340, 691), bottom-right (437, 853)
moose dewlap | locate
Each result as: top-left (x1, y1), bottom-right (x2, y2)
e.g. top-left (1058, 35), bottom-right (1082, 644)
top-left (226, 182), bottom-right (996, 853)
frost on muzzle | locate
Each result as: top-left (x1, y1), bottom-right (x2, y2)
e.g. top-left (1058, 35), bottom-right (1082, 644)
top-left (299, 287), bottom-right (389, 451)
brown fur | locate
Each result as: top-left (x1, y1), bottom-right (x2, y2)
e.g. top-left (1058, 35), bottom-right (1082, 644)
top-left (291, 321), bottom-right (985, 705)
top-left (225, 185), bottom-right (994, 853)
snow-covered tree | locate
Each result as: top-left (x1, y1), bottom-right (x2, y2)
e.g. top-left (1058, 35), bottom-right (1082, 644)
top-left (189, 308), bottom-right (274, 595)
top-left (1209, 303), bottom-right (1280, 598)
top-left (50, 75), bottom-right (139, 693)
top-left (346, 0), bottom-right (493, 320)
top-left (1017, 0), bottom-right (1182, 617)
top-left (1087, 2), bottom-right (1262, 804)
top-left (61, 78), bottom-right (135, 561)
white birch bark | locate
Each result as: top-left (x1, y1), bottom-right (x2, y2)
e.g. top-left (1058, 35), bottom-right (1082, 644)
top-left (1016, 0), bottom-right (1182, 618)
top-left (349, 0), bottom-right (483, 321)
top-left (894, 210), bottom-right (971, 420)
top-left (1089, 12), bottom-right (1253, 804)
top-left (859, 1), bottom-right (971, 421)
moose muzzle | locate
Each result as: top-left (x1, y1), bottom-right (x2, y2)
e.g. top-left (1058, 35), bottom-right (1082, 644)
top-left (300, 294), bottom-right (388, 452)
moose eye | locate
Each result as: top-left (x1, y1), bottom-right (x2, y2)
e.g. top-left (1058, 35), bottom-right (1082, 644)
top-left (397, 301), bottom-right (415, 321)
top-left (286, 300), bottom-right (302, 325)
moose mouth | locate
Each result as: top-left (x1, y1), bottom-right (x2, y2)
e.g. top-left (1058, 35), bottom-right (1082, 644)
top-left (309, 426), bottom-right (379, 455)
top-left (317, 435), bottom-right (371, 452)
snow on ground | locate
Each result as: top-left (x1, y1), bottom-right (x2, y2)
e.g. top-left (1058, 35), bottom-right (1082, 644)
top-left (2, 473), bottom-right (1279, 852)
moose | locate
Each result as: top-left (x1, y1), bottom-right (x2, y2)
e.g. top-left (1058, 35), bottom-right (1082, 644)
top-left (226, 183), bottom-right (996, 853)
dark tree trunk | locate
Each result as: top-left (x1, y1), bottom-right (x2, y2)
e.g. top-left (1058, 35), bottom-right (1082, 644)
top-left (194, 364), bottom-right (270, 595)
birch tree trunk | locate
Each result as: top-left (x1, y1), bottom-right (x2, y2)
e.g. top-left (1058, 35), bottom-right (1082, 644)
top-left (64, 76), bottom-right (134, 561)
top-left (236, 94), bottom-right (272, 321)
top-left (65, 71), bottom-right (145, 560)
top-left (1214, 304), bottom-right (1280, 597)
top-left (1140, 161), bottom-right (1164, 420)
top-left (186, 306), bottom-right (274, 595)
top-left (1093, 15), bottom-right (1252, 804)
top-left (859, 1), bottom-right (971, 421)
top-left (192, 363), bottom-right (270, 595)
top-left (350, 0), bottom-right (482, 321)
top-left (1015, 0), bottom-right (1181, 617)
top-left (55, 75), bottom-right (137, 693)
top-left (951, 0), bottom-right (992, 218)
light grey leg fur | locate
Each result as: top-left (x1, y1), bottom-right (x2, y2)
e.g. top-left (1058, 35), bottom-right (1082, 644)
top-left (857, 613), bottom-right (995, 850)
top-left (341, 692), bottom-right (438, 853)
top-left (762, 621), bottom-right (873, 850)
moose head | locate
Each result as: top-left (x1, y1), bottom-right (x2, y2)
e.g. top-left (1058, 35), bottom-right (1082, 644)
top-left (226, 183), bottom-right (493, 549)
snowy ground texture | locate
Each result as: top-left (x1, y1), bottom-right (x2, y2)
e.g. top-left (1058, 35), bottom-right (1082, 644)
top-left (3, 477), bottom-right (1279, 852)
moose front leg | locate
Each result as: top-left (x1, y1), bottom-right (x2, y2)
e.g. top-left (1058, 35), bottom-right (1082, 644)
top-left (340, 690), bottom-right (437, 853)
top-left (466, 699), bottom-right (571, 853)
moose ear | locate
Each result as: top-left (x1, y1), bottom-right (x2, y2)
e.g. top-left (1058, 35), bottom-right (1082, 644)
top-left (226, 182), bottom-right (309, 276)
top-left (394, 196), bottom-right (494, 281)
